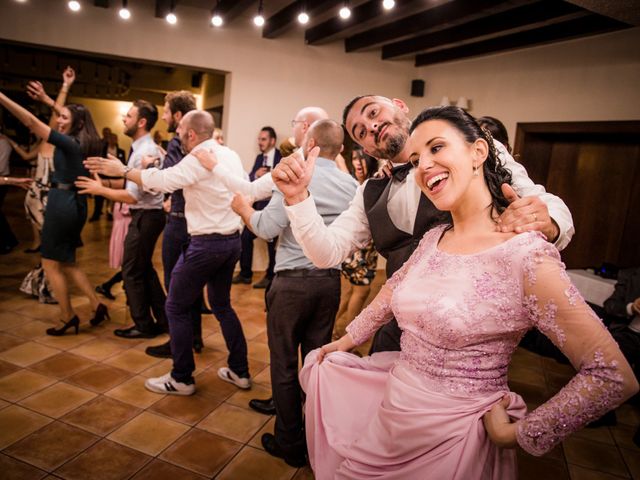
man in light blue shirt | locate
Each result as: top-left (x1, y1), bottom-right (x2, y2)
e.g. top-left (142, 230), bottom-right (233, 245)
top-left (231, 118), bottom-right (358, 467)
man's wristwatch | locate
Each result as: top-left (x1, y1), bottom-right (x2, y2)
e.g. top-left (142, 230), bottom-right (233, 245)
top-left (123, 166), bottom-right (132, 180)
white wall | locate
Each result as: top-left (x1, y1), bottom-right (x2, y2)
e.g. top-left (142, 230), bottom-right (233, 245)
top-left (408, 27), bottom-right (640, 144)
top-left (0, 0), bottom-right (416, 166)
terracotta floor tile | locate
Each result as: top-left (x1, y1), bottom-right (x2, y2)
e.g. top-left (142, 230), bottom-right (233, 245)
top-left (190, 348), bottom-right (227, 370)
top-left (0, 452), bottom-right (47, 480)
top-left (130, 459), bottom-right (207, 480)
top-left (0, 341), bottom-right (60, 367)
top-left (108, 411), bottom-right (189, 456)
top-left (517, 450), bottom-right (569, 479)
top-left (19, 382), bottom-right (97, 418)
top-left (66, 363), bottom-right (132, 393)
top-left (0, 405), bottom-right (52, 450)
top-left (103, 349), bottom-right (162, 373)
top-left (216, 445), bottom-right (296, 480)
top-left (193, 369), bottom-right (238, 402)
top-left (567, 464), bottom-right (629, 479)
top-left (611, 424), bottom-right (640, 452)
top-left (68, 338), bottom-right (126, 362)
top-left (14, 303), bottom-right (60, 321)
top-left (571, 424), bottom-right (616, 445)
top-left (159, 429), bottom-right (241, 477)
top-left (225, 382), bottom-right (271, 409)
top-left (138, 358), bottom-right (173, 378)
top-left (34, 332), bottom-right (97, 351)
top-left (0, 358), bottom-right (21, 378)
top-left (620, 447), bottom-right (640, 479)
top-left (292, 465), bottom-right (315, 480)
top-left (253, 365), bottom-right (271, 386)
top-left (197, 403), bottom-right (269, 443)
top-left (9, 321), bottom-right (57, 340)
top-left (0, 398), bottom-right (9, 409)
top-left (54, 439), bottom-right (151, 480)
top-left (61, 396), bottom-right (142, 436)
top-left (104, 376), bottom-right (164, 408)
top-left (0, 311), bottom-right (34, 331)
top-left (248, 416), bottom-right (276, 449)
top-left (0, 332), bottom-right (27, 352)
top-left (616, 403), bottom-right (640, 427)
top-left (28, 352), bottom-right (94, 380)
top-left (4, 422), bottom-right (99, 471)
top-left (0, 369), bottom-right (57, 402)
top-left (563, 436), bottom-right (629, 477)
top-left (148, 394), bottom-right (220, 426)
top-left (246, 341), bottom-right (271, 363)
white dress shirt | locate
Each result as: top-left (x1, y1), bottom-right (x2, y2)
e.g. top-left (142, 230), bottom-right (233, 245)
top-left (285, 141), bottom-right (575, 269)
top-left (126, 133), bottom-right (165, 210)
top-left (212, 163), bottom-right (275, 201)
top-left (140, 139), bottom-right (246, 236)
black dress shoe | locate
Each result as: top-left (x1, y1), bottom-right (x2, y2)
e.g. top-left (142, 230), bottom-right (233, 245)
top-left (261, 433), bottom-right (307, 467)
top-left (232, 274), bottom-right (251, 285)
top-left (252, 276), bottom-right (272, 289)
top-left (114, 326), bottom-right (156, 339)
top-left (146, 341), bottom-right (172, 358)
top-left (249, 397), bottom-right (276, 415)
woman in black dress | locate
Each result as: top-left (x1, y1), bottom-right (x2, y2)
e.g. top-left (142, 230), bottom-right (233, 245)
top-left (0, 90), bottom-right (109, 335)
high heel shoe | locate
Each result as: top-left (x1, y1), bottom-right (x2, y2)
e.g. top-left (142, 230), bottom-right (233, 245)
top-left (90, 303), bottom-right (110, 326)
top-left (46, 316), bottom-right (79, 336)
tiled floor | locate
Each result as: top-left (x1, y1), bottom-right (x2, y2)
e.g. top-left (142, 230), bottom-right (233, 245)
top-left (0, 190), bottom-right (639, 479)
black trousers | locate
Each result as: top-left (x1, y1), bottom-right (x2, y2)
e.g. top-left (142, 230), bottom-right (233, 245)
top-left (239, 227), bottom-right (277, 279)
top-left (0, 186), bottom-right (17, 250)
top-left (266, 271), bottom-right (340, 454)
top-left (369, 318), bottom-right (402, 354)
top-left (610, 323), bottom-right (640, 380)
top-left (122, 209), bottom-right (167, 333)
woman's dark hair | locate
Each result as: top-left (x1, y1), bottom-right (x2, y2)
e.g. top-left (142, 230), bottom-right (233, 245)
top-left (410, 106), bottom-right (512, 218)
top-left (351, 147), bottom-right (378, 181)
top-left (66, 104), bottom-right (103, 158)
top-left (478, 116), bottom-right (511, 153)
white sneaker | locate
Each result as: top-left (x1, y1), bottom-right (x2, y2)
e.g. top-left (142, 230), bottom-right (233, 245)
top-left (145, 372), bottom-right (195, 396)
top-left (217, 367), bottom-right (251, 389)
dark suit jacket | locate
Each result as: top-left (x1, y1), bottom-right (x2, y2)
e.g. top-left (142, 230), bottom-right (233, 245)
top-left (604, 267), bottom-right (640, 320)
top-left (249, 149), bottom-right (282, 210)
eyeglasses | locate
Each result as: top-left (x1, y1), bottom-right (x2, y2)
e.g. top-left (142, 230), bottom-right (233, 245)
top-left (290, 120), bottom-right (306, 128)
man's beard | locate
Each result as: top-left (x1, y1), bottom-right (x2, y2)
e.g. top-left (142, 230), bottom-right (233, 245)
top-left (124, 124), bottom-right (137, 138)
top-left (167, 120), bottom-right (177, 134)
top-left (383, 131), bottom-right (406, 159)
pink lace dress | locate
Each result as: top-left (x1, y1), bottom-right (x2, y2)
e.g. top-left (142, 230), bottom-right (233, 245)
top-left (300, 225), bottom-right (636, 480)
top-left (108, 202), bottom-right (131, 269)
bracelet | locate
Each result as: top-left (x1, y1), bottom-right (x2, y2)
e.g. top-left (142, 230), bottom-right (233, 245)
top-left (123, 166), bottom-right (132, 179)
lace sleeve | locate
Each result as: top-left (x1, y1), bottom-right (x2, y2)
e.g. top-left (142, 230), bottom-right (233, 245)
top-left (346, 226), bottom-right (442, 345)
top-left (516, 250), bottom-right (639, 456)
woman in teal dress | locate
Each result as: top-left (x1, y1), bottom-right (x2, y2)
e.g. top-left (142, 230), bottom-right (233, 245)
top-left (0, 89), bottom-right (109, 335)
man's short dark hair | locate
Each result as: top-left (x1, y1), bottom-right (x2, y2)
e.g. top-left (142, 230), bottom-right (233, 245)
top-left (133, 99), bottom-right (158, 132)
top-left (165, 91), bottom-right (197, 117)
top-left (261, 126), bottom-right (277, 141)
top-left (342, 94), bottom-right (373, 126)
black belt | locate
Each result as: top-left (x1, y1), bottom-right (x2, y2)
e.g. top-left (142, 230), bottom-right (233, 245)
top-left (169, 212), bottom-right (185, 218)
top-left (276, 268), bottom-right (340, 278)
top-left (193, 232), bottom-right (240, 239)
top-left (51, 182), bottom-right (78, 191)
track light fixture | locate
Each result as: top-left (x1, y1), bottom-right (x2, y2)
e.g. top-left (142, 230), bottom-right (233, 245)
top-left (339, 1), bottom-right (351, 19)
top-left (118, 0), bottom-right (131, 20)
top-left (166, 0), bottom-right (177, 24)
top-left (382, 0), bottom-right (395, 10)
top-left (68, 0), bottom-right (81, 12)
top-left (253, 0), bottom-right (265, 27)
top-left (211, 1), bottom-right (223, 27)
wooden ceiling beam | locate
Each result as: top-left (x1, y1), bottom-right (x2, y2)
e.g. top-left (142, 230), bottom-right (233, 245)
top-left (263, 0), bottom-right (344, 39)
top-left (344, 0), bottom-right (510, 52)
top-left (305, 0), bottom-right (423, 45)
top-left (415, 14), bottom-right (630, 66)
top-left (216, 0), bottom-right (256, 23)
top-left (383, 0), bottom-right (585, 59)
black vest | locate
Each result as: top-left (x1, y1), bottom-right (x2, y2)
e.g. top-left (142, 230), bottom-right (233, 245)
top-left (363, 176), bottom-right (449, 277)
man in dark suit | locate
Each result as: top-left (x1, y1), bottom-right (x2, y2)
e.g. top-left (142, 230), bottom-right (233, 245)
top-left (233, 126), bottom-right (281, 289)
top-left (604, 267), bottom-right (640, 445)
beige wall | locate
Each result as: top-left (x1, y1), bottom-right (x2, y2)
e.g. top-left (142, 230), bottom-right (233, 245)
top-left (409, 27), bottom-right (640, 145)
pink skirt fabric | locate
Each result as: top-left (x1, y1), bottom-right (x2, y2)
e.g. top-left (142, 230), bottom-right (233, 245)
top-left (300, 350), bottom-right (527, 480)
top-left (108, 203), bottom-right (131, 269)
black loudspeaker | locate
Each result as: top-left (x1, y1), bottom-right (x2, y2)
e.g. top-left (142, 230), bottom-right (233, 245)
top-left (191, 73), bottom-right (202, 88)
top-left (410, 79), bottom-right (425, 97)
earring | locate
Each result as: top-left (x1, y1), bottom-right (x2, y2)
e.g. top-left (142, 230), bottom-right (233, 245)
top-left (473, 162), bottom-right (479, 176)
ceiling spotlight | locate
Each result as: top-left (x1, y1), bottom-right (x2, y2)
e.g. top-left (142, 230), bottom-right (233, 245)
top-left (211, 14), bottom-right (223, 27)
top-left (253, 0), bottom-right (265, 27)
top-left (119, 0), bottom-right (130, 20)
top-left (166, 12), bottom-right (177, 24)
top-left (68, 0), bottom-right (81, 12)
top-left (339, 6), bottom-right (351, 19)
top-left (382, 0), bottom-right (395, 10)
top-left (297, 12), bottom-right (309, 24)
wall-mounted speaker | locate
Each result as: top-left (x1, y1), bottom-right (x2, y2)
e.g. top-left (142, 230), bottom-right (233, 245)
top-left (411, 79), bottom-right (425, 97)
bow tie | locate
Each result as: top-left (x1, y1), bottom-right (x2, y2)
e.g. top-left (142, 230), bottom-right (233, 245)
top-left (391, 162), bottom-right (414, 182)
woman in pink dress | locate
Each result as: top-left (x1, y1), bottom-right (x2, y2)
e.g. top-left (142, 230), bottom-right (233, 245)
top-left (300, 106), bottom-right (638, 479)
